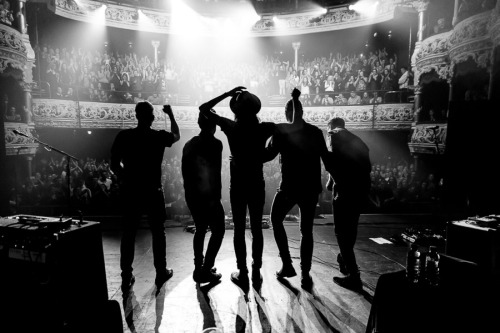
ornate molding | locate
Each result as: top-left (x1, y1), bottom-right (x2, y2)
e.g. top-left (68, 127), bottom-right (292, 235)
top-left (4, 122), bottom-right (38, 156)
top-left (449, 10), bottom-right (493, 71)
top-left (0, 24), bottom-right (27, 75)
top-left (50, 0), bottom-right (401, 36)
top-left (404, 0), bottom-right (430, 13)
top-left (413, 10), bottom-right (497, 83)
top-left (408, 123), bottom-right (447, 155)
top-left (489, 5), bottom-right (500, 46)
top-left (32, 98), bottom-right (414, 131)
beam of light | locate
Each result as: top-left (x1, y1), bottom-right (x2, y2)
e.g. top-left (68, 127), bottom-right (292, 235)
top-left (170, 0), bottom-right (206, 37)
top-left (137, 9), bottom-right (157, 29)
top-left (349, 0), bottom-right (379, 18)
top-left (88, 4), bottom-right (107, 25)
top-left (273, 16), bottom-right (288, 30)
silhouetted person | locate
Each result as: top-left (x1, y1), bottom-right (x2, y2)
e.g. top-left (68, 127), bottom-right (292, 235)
top-left (326, 117), bottom-right (371, 291)
top-left (263, 88), bottom-right (333, 289)
top-left (199, 86), bottom-right (275, 288)
top-left (111, 101), bottom-right (180, 291)
top-left (182, 110), bottom-right (225, 284)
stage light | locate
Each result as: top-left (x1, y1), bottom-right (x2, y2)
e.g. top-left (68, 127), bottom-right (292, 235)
top-left (374, 32), bottom-right (377, 37)
top-left (87, 131), bottom-right (92, 135)
top-left (349, 0), bottom-right (379, 18)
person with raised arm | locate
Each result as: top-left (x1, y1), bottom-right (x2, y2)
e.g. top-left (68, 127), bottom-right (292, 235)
top-left (111, 101), bottom-right (180, 291)
top-left (199, 87), bottom-right (275, 288)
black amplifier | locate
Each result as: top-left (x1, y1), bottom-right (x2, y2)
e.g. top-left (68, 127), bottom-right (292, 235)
top-left (0, 216), bottom-right (122, 333)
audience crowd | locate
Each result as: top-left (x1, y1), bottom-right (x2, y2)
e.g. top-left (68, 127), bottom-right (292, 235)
top-left (35, 42), bottom-right (411, 107)
top-left (11, 152), bottom-right (441, 218)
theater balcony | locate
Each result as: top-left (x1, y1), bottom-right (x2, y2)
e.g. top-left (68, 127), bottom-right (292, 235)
top-left (410, 0), bottom-right (500, 156)
top-left (30, 98), bottom-right (415, 131)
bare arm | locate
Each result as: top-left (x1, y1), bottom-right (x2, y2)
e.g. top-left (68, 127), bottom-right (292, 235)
top-left (163, 105), bottom-right (180, 143)
top-left (199, 86), bottom-right (246, 119)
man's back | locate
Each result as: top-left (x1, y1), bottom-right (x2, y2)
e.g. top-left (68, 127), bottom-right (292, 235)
top-left (182, 134), bottom-right (222, 200)
top-left (271, 121), bottom-right (328, 194)
top-left (330, 129), bottom-right (371, 192)
top-left (111, 127), bottom-right (174, 189)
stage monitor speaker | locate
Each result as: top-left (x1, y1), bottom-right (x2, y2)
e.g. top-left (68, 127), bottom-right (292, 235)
top-left (0, 219), bottom-right (122, 333)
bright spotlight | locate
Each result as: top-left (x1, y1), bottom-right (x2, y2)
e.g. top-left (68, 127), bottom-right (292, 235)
top-left (349, 0), bottom-right (379, 18)
top-left (88, 4), bottom-right (107, 25)
top-left (87, 130), bottom-right (92, 135)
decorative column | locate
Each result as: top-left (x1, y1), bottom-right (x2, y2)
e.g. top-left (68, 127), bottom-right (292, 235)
top-left (452, 0), bottom-right (459, 26)
top-left (152, 40), bottom-right (160, 66)
top-left (413, 86), bottom-right (422, 122)
top-left (17, 0), bottom-right (27, 34)
top-left (415, 1), bottom-right (429, 42)
top-left (21, 82), bottom-right (32, 123)
top-left (292, 42), bottom-right (301, 71)
top-left (25, 155), bottom-right (32, 178)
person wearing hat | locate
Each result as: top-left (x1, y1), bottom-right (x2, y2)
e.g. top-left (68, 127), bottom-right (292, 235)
top-left (326, 117), bottom-right (371, 291)
top-left (111, 101), bottom-right (180, 291)
top-left (263, 88), bottom-right (333, 289)
top-left (182, 110), bottom-right (225, 284)
top-left (199, 86), bottom-right (275, 288)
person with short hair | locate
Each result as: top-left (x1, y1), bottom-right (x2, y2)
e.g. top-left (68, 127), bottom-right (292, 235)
top-left (111, 101), bottom-right (180, 291)
top-left (182, 111), bottom-right (225, 284)
top-left (326, 117), bottom-right (371, 291)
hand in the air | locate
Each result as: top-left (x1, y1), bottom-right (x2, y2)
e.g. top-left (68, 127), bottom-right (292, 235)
top-left (163, 105), bottom-right (173, 117)
top-left (227, 86), bottom-right (246, 97)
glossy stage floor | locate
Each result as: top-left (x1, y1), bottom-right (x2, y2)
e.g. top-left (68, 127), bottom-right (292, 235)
top-left (101, 213), bottom-right (446, 333)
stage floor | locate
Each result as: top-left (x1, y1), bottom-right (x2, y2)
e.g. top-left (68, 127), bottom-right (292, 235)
top-left (101, 214), bottom-right (445, 333)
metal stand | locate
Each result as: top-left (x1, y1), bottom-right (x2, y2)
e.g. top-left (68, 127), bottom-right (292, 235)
top-left (13, 131), bottom-right (79, 216)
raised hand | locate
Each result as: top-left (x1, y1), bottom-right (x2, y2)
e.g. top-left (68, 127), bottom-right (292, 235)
top-left (226, 86), bottom-right (246, 97)
top-left (163, 105), bottom-right (173, 117)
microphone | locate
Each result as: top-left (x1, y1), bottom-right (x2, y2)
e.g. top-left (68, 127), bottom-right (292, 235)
top-left (425, 126), bottom-right (439, 130)
top-left (12, 129), bottom-right (29, 137)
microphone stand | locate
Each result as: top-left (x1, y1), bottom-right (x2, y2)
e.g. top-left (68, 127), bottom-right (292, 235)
top-left (14, 131), bottom-right (79, 217)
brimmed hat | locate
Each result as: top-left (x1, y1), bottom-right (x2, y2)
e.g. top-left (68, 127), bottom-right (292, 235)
top-left (229, 91), bottom-right (261, 115)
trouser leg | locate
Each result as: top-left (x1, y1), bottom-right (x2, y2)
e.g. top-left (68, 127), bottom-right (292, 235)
top-left (203, 201), bottom-right (226, 269)
top-left (231, 186), bottom-right (249, 271)
top-left (248, 184), bottom-right (265, 270)
top-left (333, 196), bottom-right (360, 275)
top-left (148, 190), bottom-right (167, 273)
top-left (270, 191), bottom-right (296, 265)
top-left (297, 194), bottom-right (319, 273)
top-left (120, 214), bottom-right (140, 278)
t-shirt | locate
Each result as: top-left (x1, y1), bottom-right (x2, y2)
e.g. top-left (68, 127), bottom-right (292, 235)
top-left (111, 127), bottom-right (175, 190)
top-left (182, 133), bottom-right (222, 200)
top-left (265, 121), bottom-right (330, 194)
top-left (329, 128), bottom-right (371, 194)
top-left (215, 116), bottom-right (275, 185)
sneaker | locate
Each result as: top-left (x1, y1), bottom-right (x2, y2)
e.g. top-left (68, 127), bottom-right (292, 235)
top-left (230, 270), bottom-right (249, 287)
top-left (276, 265), bottom-right (297, 279)
top-left (301, 273), bottom-right (313, 289)
top-left (197, 268), bottom-right (222, 284)
top-left (333, 275), bottom-right (363, 291)
top-left (155, 268), bottom-right (174, 287)
top-left (121, 275), bottom-right (135, 292)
